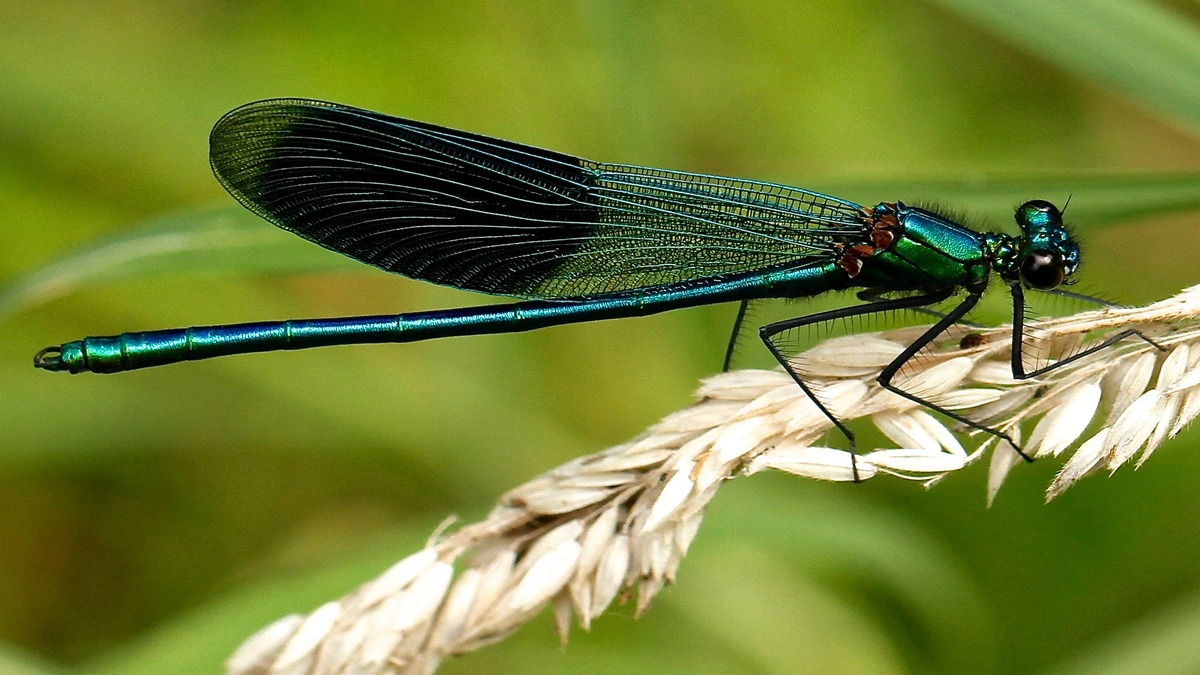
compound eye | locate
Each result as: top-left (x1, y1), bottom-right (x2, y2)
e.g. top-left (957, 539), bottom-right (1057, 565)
top-left (1020, 249), bottom-right (1065, 290)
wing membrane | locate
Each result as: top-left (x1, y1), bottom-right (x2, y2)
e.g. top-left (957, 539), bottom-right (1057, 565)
top-left (209, 98), bottom-right (867, 299)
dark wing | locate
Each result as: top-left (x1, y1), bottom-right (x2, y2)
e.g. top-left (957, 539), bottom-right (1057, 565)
top-left (209, 98), bottom-right (867, 299)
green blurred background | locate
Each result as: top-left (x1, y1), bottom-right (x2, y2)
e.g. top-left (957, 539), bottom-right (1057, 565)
top-left (5, 1), bottom-right (1200, 673)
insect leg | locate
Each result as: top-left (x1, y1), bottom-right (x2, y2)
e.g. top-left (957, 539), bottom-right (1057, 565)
top-left (760, 289), bottom-right (953, 481)
top-left (1009, 284), bottom-right (1166, 379)
top-left (873, 291), bottom-right (1032, 459)
top-left (1043, 287), bottom-right (1122, 308)
top-left (857, 287), bottom-right (984, 327)
top-left (722, 300), bottom-right (752, 372)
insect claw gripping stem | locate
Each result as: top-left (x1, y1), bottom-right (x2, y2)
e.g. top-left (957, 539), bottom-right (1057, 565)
top-left (1003, 434), bottom-right (1034, 463)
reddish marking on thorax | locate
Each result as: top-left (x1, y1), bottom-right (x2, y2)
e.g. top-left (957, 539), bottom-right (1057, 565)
top-left (836, 205), bottom-right (901, 277)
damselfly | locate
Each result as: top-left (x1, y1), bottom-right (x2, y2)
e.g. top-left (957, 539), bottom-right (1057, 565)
top-left (35, 99), bottom-right (1145, 461)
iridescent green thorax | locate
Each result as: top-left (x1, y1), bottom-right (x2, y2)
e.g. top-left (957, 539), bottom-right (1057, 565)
top-left (847, 203), bottom-right (993, 292)
top-left (982, 232), bottom-right (1022, 280)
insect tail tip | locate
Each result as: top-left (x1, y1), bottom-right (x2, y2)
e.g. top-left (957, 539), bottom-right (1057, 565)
top-left (34, 345), bottom-right (66, 372)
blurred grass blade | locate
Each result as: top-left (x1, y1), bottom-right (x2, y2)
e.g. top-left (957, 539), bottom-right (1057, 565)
top-left (81, 530), bottom-right (432, 675)
top-left (701, 486), bottom-right (993, 673)
top-left (831, 172), bottom-right (1200, 225)
top-left (0, 205), bottom-right (356, 318)
top-left (0, 643), bottom-right (62, 675)
top-left (4, 173), bottom-right (1200, 319)
top-left (1047, 586), bottom-right (1200, 675)
top-left (932, 0), bottom-right (1200, 132)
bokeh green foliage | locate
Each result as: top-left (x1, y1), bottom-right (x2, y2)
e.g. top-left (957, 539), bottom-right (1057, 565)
top-left (4, 1), bottom-right (1200, 673)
